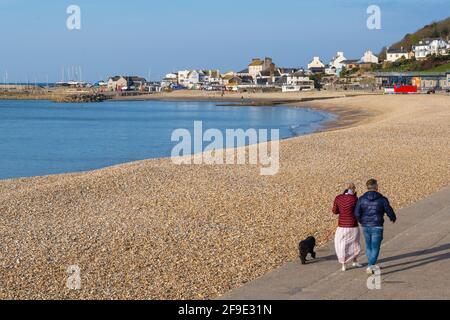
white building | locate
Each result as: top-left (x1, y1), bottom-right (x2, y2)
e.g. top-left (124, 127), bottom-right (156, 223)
top-left (325, 66), bottom-right (337, 75)
top-left (177, 70), bottom-right (190, 86)
top-left (286, 71), bottom-right (313, 86)
top-left (161, 73), bottom-right (178, 87)
top-left (186, 70), bottom-right (200, 87)
top-left (282, 71), bottom-right (314, 92)
top-left (176, 70), bottom-right (200, 88)
top-left (386, 48), bottom-right (409, 62)
top-left (361, 50), bottom-right (379, 64)
top-left (329, 52), bottom-right (347, 69)
top-left (200, 70), bottom-right (221, 83)
top-left (307, 57), bottom-right (325, 73)
top-left (413, 38), bottom-right (450, 60)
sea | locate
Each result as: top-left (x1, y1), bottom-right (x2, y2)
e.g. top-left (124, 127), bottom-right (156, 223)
top-left (0, 99), bottom-right (334, 180)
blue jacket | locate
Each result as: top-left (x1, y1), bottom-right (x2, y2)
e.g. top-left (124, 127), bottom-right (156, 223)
top-left (354, 191), bottom-right (397, 227)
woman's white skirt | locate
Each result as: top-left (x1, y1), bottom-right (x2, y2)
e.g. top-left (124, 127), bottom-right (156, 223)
top-left (334, 227), bottom-right (361, 264)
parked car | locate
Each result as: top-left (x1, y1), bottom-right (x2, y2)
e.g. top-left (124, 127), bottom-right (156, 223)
top-left (426, 89), bottom-right (436, 94)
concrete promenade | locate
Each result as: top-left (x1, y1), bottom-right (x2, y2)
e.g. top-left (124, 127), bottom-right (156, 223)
top-left (221, 186), bottom-right (450, 300)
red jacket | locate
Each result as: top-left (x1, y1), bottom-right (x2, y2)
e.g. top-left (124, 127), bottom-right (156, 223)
top-left (333, 194), bottom-right (359, 228)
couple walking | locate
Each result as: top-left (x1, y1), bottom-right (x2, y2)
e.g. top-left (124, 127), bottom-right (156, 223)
top-left (332, 179), bottom-right (397, 274)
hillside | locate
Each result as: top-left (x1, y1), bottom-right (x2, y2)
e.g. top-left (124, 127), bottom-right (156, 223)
top-left (376, 55), bottom-right (450, 73)
top-left (379, 16), bottom-right (450, 59)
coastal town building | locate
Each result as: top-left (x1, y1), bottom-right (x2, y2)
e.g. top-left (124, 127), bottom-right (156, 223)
top-left (360, 50), bottom-right (379, 64)
top-left (177, 70), bottom-right (190, 87)
top-left (107, 76), bottom-right (127, 91)
top-left (220, 72), bottom-right (241, 86)
top-left (162, 70), bottom-right (222, 89)
top-left (329, 52), bottom-right (347, 69)
top-left (286, 71), bottom-right (314, 87)
top-left (248, 57), bottom-right (276, 81)
top-left (147, 82), bottom-right (162, 93)
top-left (325, 66), bottom-right (338, 75)
top-left (161, 73), bottom-right (178, 88)
top-left (340, 59), bottom-right (360, 70)
top-left (374, 71), bottom-right (450, 90)
top-left (385, 47), bottom-right (410, 62)
top-left (324, 52), bottom-right (347, 76)
top-left (176, 70), bottom-right (201, 89)
top-left (236, 68), bottom-right (250, 78)
top-left (199, 70), bottom-right (221, 84)
top-left (255, 69), bottom-right (281, 85)
top-left (413, 38), bottom-right (450, 60)
top-left (307, 57), bottom-right (325, 73)
top-left (281, 70), bottom-right (314, 92)
top-left (107, 76), bottom-right (147, 91)
top-left (186, 70), bottom-right (200, 88)
top-left (278, 68), bottom-right (300, 77)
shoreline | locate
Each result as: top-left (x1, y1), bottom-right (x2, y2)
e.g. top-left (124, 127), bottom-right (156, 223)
top-left (0, 96), bottom-right (362, 182)
top-left (1, 94), bottom-right (449, 300)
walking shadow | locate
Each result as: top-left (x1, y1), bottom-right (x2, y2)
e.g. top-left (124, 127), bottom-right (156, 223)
top-left (378, 243), bottom-right (450, 276)
top-left (304, 254), bottom-right (336, 265)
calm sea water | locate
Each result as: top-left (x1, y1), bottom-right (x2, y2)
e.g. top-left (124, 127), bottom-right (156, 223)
top-left (0, 100), bottom-right (333, 180)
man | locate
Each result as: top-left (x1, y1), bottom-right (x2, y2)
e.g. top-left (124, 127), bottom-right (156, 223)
top-left (354, 179), bottom-right (397, 274)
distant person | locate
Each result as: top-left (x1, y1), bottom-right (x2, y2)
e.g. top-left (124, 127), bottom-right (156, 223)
top-left (355, 179), bottom-right (397, 275)
top-left (333, 182), bottom-right (362, 272)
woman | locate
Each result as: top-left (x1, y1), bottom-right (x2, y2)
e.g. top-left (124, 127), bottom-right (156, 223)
top-left (332, 182), bottom-right (362, 271)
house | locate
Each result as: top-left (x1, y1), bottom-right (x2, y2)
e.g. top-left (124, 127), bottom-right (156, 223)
top-left (248, 57), bottom-right (276, 80)
top-left (278, 68), bottom-right (300, 77)
top-left (386, 47), bottom-right (410, 62)
top-left (340, 60), bottom-right (360, 70)
top-left (240, 75), bottom-right (255, 85)
top-left (200, 70), bottom-right (221, 83)
top-left (221, 73), bottom-right (242, 89)
top-left (177, 70), bottom-right (190, 87)
top-left (281, 71), bottom-right (314, 92)
top-left (186, 70), bottom-right (200, 88)
top-left (329, 52), bottom-right (347, 69)
top-left (107, 76), bottom-right (147, 91)
top-left (361, 50), bottom-right (379, 64)
top-left (287, 71), bottom-right (314, 87)
top-left (147, 82), bottom-right (162, 93)
top-left (307, 57), bottom-right (325, 73)
top-left (176, 70), bottom-right (201, 88)
top-left (325, 52), bottom-right (347, 76)
top-left (108, 76), bottom-right (127, 91)
top-left (325, 65), bottom-right (338, 75)
top-left (237, 68), bottom-right (250, 77)
top-left (413, 38), bottom-right (450, 60)
top-left (161, 73), bottom-right (178, 88)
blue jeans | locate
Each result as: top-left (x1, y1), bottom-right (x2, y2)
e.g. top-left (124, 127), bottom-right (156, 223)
top-left (362, 227), bottom-right (384, 267)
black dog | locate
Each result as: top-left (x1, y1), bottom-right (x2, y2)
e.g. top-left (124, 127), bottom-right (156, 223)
top-left (299, 236), bottom-right (317, 265)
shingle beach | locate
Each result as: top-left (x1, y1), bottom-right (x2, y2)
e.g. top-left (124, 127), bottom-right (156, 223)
top-left (0, 94), bottom-right (449, 299)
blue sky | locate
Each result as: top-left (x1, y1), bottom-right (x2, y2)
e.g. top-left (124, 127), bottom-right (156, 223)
top-left (0, 0), bottom-right (449, 82)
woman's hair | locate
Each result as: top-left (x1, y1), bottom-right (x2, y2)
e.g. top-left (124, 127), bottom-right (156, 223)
top-left (343, 182), bottom-right (356, 195)
top-left (346, 182), bottom-right (356, 190)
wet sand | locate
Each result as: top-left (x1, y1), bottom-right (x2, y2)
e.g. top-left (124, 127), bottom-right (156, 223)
top-left (0, 94), bottom-right (449, 300)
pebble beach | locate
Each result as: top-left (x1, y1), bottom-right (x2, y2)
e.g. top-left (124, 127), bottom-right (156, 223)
top-left (0, 94), bottom-right (449, 300)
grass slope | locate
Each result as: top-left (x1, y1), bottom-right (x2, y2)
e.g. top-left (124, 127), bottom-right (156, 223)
top-left (379, 16), bottom-right (450, 59)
